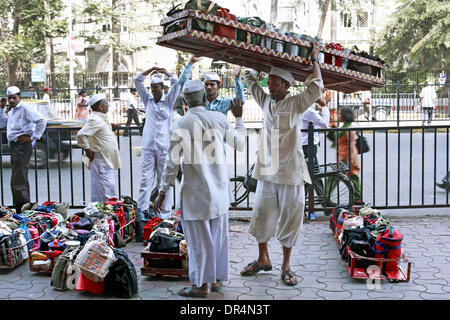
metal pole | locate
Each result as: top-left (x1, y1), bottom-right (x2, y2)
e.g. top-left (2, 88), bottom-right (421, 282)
top-left (307, 121), bottom-right (315, 219)
top-left (396, 80), bottom-right (400, 126)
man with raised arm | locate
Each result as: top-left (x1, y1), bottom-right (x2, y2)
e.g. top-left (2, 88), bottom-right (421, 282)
top-left (240, 43), bottom-right (324, 286)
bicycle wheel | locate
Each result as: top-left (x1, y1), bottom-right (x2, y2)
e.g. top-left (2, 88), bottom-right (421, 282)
top-left (230, 176), bottom-right (249, 207)
top-left (324, 173), bottom-right (354, 207)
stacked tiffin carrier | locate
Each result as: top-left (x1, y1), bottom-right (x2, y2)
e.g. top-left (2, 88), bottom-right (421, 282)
top-left (330, 205), bottom-right (411, 282)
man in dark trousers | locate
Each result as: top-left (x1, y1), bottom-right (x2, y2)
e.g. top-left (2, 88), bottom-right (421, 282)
top-left (124, 88), bottom-right (142, 136)
top-left (0, 86), bottom-right (46, 213)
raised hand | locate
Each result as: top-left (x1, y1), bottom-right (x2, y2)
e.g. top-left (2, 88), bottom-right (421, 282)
top-left (230, 98), bottom-right (243, 118)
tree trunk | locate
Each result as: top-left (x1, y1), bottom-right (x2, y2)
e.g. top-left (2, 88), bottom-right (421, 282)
top-left (270, 0), bottom-right (278, 25)
top-left (317, 0), bottom-right (331, 38)
top-left (44, 0), bottom-right (52, 86)
top-left (8, 0), bottom-right (23, 87)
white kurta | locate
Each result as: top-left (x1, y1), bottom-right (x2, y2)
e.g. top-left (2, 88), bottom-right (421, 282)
top-left (159, 105), bottom-right (245, 287)
top-left (301, 105), bottom-right (330, 146)
top-left (134, 73), bottom-right (180, 214)
top-left (244, 73), bottom-right (323, 185)
top-left (76, 111), bottom-right (121, 202)
top-left (244, 71), bottom-right (323, 247)
top-left (159, 106), bottom-right (246, 221)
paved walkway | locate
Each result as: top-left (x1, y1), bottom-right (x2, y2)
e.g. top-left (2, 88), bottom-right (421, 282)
top-left (1, 214), bottom-right (449, 300)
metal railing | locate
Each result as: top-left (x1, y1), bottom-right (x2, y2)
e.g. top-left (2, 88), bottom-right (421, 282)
top-left (0, 124), bottom-right (449, 214)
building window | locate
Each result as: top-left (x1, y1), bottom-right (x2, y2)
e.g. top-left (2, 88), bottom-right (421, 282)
top-left (357, 11), bottom-right (368, 28)
top-left (340, 12), bottom-right (352, 28)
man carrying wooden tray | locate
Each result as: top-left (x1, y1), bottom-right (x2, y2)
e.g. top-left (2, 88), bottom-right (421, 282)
top-left (240, 43), bottom-right (324, 286)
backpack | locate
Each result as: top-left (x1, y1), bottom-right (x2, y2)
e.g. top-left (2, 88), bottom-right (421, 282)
top-left (329, 205), bottom-right (352, 235)
top-left (51, 247), bottom-right (81, 291)
top-left (104, 249), bottom-right (138, 298)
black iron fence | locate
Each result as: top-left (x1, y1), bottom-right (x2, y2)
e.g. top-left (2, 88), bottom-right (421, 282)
top-left (0, 124), bottom-right (449, 214)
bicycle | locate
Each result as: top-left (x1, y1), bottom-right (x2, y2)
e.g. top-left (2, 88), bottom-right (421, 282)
top-left (230, 161), bottom-right (354, 216)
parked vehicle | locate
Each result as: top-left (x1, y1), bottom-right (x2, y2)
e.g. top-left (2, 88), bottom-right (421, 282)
top-left (1, 99), bottom-right (84, 168)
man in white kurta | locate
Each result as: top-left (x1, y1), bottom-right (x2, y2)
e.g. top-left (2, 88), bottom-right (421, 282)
top-left (76, 93), bottom-right (121, 203)
top-left (301, 98), bottom-right (329, 168)
top-left (240, 43), bottom-right (324, 286)
top-left (0, 86), bottom-right (46, 213)
top-left (133, 65), bottom-right (192, 222)
top-left (154, 80), bottom-right (246, 298)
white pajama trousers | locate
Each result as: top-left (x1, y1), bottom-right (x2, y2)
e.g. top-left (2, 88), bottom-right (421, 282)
top-left (90, 152), bottom-right (117, 203)
top-left (137, 148), bottom-right (173, 218)
top-left (182, 214), bottom-right (229, 287)
top-left (249, 180), bottom-right (304, 248)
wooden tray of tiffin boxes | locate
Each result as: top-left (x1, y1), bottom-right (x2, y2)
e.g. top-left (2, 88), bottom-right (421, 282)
top-left (156, 9), bottom-right (385, 93)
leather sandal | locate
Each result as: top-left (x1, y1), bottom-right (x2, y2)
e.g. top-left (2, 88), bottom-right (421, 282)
top-left (178, 285), bottom-right (209, 298)
top-left (240, 260), bottom-right (273, 276)
top-left (210, 280), bottom-right (223, 293)
top-left (281, 269), bottom-right (298, 286)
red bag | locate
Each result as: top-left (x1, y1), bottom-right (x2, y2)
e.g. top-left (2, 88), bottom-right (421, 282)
top-left (143, 217), bottom-right (163, 243)
top-left (373, 227), bottom-right (403, 272)
top-left (76, 272), bottom-right (105, 295)
top-left (213, 8), bottom-right (236, 39)
top-left (325, 42), bottom-right (343, 67)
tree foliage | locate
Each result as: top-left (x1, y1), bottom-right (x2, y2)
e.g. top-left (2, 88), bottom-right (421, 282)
top-left (374, 0), bottom-right (450, 80)
top-left (0, 0), bottom-right (67, 86)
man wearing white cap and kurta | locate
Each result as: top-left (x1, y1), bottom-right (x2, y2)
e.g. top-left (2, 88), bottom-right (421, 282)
top-left (133, 64), bottom-right (192, 241)
top-left (76, 93), bottom-right (121, 202)
top-left (154, 79), bottom-right (246, 297)
top-left (182, 56), bottom-right (245, 115)
top-left (0, 86), bottom-right (46, 213)
top-left (240, 43), bottom-right (324, 286)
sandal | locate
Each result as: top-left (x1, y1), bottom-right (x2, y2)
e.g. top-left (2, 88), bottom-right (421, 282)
top-left (240, 260), bottom-right (273, 276)
top-left (281, 269), bottom-right (298, 286)
top-left (211, 280), bottom-right (223, 293)
top-left (178, 285), bottom-right (209, 298)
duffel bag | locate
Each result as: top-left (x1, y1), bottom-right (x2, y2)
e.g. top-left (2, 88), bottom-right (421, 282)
top-left (74, 237), bottom-right (116, 282)
top-left (373, 226), bottom-right (403, 272)
top-left (149, 229), bottom-right (184, 253)
top-left (339, 226), bottom-right (371, 259)
top-left (104, 249), bottom-right (138, 298)
top-left (329, 205), bottom-right (352, 235)
top-left (0, 232), bottom-right (23, 267)
top-left (213, 8), bottom-right (236, 39)
top-left (346, 239), bottom-right (374, 270)
top-left (51, 246), bottom-right (81, 291)
top-left (143, 217), bottom-right (163, 243)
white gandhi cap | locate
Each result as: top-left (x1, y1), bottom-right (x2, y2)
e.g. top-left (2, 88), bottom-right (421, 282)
top-left (269, 66), bottom-right (295, 84)
top-left (86, 93), bottom-right (107, 106)
top-left (6, 86), bottom-right (20, 96)
top-left (151, 76), bottom-right (164, 84)
top-left (183, 80), bottom-right (205, 94)
top-left (203, 72), bottom-right (221, 82)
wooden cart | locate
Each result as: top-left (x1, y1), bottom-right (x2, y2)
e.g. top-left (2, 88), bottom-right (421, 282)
top-left (141, 244), bottom-right (188, 278)
top-left (157, 10), bottom-right (385, 93)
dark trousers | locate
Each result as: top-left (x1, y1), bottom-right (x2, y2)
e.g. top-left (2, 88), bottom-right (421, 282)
top-left (125, 109), bottom-right (142, 135)
top-left (10, 141), bottom-right (33, 213)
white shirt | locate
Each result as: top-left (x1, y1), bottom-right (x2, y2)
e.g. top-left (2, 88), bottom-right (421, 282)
top-left (133, 73), bottom-right (180, 152)
top-left (159, 106), bottom-right (246, 221)
top-left (420, 85), bottom-right (437, 108)
top-left (42, 93), bottom-right (51, 103)
top-left (301, 105), bottom-right (330, 145)
top-left (0, 100), bottom-right (46, 146)
top-left (76, 111), bottom-right (121, 170)
top-left (244, 72), bottom-right (323, 185)
top-left (127, 93), bottom-right (137, 110)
